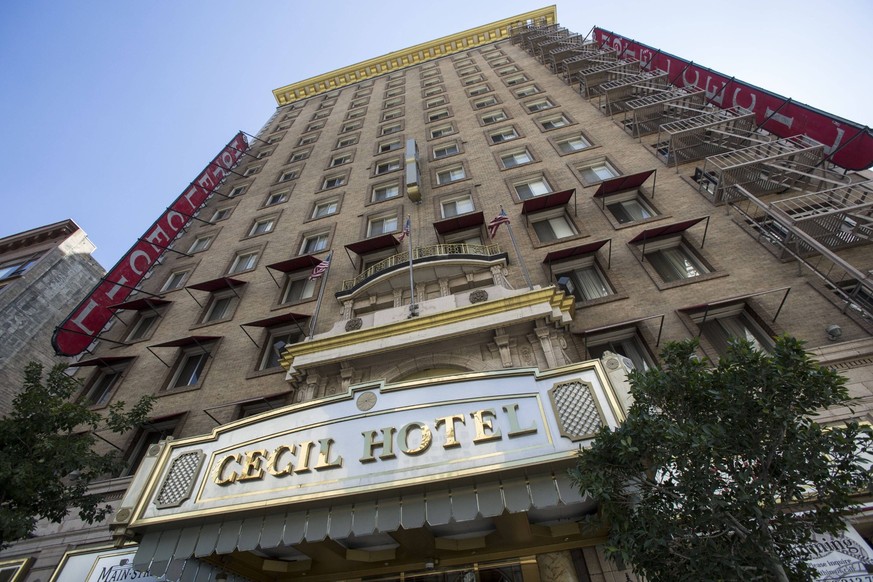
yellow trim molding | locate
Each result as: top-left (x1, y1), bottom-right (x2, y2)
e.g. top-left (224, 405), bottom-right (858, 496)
top-left (280, 286), bottom-right (574, 372)
top-left (272, 6), bottom-right (557, 105)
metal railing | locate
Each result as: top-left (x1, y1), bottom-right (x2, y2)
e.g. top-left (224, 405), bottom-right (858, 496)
top-left (340, 243), bottom-right (502, 292)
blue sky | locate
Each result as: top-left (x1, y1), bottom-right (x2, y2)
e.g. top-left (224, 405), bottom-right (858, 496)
top-left (1, 1), bottom-right (870, 268)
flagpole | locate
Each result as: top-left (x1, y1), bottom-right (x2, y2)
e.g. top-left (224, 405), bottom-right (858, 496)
top-left (404, 215), bottom-right (418, 318)
top-left (308, 252), bottom-right (332, 338)
top-left (502, 207), bottom-right (533, 290)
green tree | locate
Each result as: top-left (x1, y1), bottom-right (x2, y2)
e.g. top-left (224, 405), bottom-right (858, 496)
top-left (571, 336), bottom-right (872, 581)
top-left (0, 362), bottom-right (154, 547)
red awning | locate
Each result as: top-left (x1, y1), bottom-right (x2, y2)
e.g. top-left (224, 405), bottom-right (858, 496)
top-left (150, 335), bottom-right (221, 348)
top-left (542, 239), bottom-right (610, 263)
top-left (594, 170), bottom-right (655, 197)
top-left (109, 297), bottom-right (171, 311)
top-left (266, 255), bottom-right (323, 273)
top-left (68, 356), bottom-right (135, 368)
top-left (628, 217), bottom-right (706, 244)
top-left (521, 189), bottom-right (575, 214)
top-left (186, 277), bottom-right (247, 292)
top-left (345, 233), bottom-right (400, 256)
top-left (241, 312), bottom-right (310, 328)
top-left (433, 211), bottom-right (485, 235)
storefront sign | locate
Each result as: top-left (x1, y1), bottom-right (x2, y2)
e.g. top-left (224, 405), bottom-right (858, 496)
top-left (806, 525), bottom-right (873, 581)
top-left (52, 132), bottom-right (250, 356)
top-left (49, 547), bottom-right (166, 582)
top-left (126, 365), bottom-right (622, 526)
top-left (593, 28), bottom-right (873, 171)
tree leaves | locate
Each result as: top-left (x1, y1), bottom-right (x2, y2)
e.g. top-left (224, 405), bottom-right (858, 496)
top-left (571, 336), bottom-right (873, 581)
top-left (0, 362), bottom-right (154, 547)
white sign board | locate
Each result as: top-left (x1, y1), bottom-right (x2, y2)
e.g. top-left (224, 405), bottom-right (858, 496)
top-left (50, 547), bottom-right (165, 582)
top-left (807, 525), bottom-right (873, 581)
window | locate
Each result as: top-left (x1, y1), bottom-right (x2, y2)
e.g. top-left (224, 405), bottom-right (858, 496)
top-left (228, 185), bottom-right (247, 197)
top-left (311, 199), bottom-right (338, 219)
top-left (381, 123), bottom-right (402, 135)
top-left (298, 135), bottom-right (317, 146)
top-left (700, 310), bottom-right (773, 356)
top-left (428, 109), bottom-right (450, 122)
top-left (228, 250), bottom-right (259, 274)
top-left (423, 86), bottom-right (444, 97)
top-left (557, 263), bottom-right (612, 302)
top-left (468, 85), bottom-right (490, 96)
top-left (372, 183), bottom-right (400, 202)
top-left (168, 346), bottom-right (211, 389)
top-left (122, 417), bottom-right (180, 476)
top-left (300, 232), bottom-right (329, 254)
top-left (0, 254), bottom-right (40, 280)
top-left (368, 214), bottom-right (399, 237)
top-left (504, 74), bottom-right (528, 86)
top-left (474, 96), bottom-right (498, 109)
top-left (256, 149), bottom-right (273, 159)
top-left (342, 121), bottom-right (362, 133)
top-left (490, 127), bottom-right (519, 144)
top-left (496, 65), bottom-right (519, 76)
top-left (248, 217), bottom-right (276, 236)
top-left (81, 367), bottom-right (123, 407)
top-left (532, 213), bottom-right (577, 242)
top-left (289, 149), bottom-right (310, 162)
top-left (161, 270), bottom-right (189, 291)
top-left (441, 194), bottom-right (474, 218)
top-left (126, 312), bottom-right (159, 342)
top-left (526, 99), bottom-right (554, 112)
top-left (264, 191), bottom-right (289, 207)
top-left (429, 124), bottom-right (454, 139)
top-left (281, 276), bottom-right (317, 305)
top-left (422, 77), bottom-right (442, 88)
top-left (346, 108), bottom-right (365, 120)
top-left (645, 243), bottom-right (708, 282)
top-left (383, 97), bottom-right (403, 108)
top-left (259, 328), bottom-right (303, 370)
top-left (330, 153), bottom-right (352, 167)
top-left (436, 166), bottom-right (466, 185)
top-left (375, 159), bottom-right (401, 175)
top-left (312, 110), bottom-right (330, 120)
top-left (385, 87), bottom-right (404, 98)
top-left (481, 110), bottom-right (508, 125)
top-left (266, 135), bottom-right (283, 145)
top-left (188, 235), bottom-right (213, 255)
top-left (382, 109), bottom-right (403, 121)
top-left (201, 291), bottom-right (237, 323)
top-left (379, 139), bottom-right (402, 153)
top-left (588, 331), bottom-right (653, 371)
top-left (305, 122), bottom-right (324, 133)
top-left (577, 160), bottom-right (619, 184)
top-left (426, 97), bottom-right (447, 108)
top-left (336, 136), bottom-right (359, 148)
top-left (211, 207), bottom-right (232, 222)
top-left (322, 175), bottom-right (346, 190)
top-left (433, 143), bottom-right (460, 159)
top-left (514, 177), bottom-right (552, 200)
top-left (351, 98), bottom-right (369, 108)
top-left (463, 74), bottom-right (485, 86)
top-left (278, 169), bottom-right (298, 182)
top-left (514, 85), bottom-right (540, 98)
top-left (539, 114), bottom-right (570, 130)
top-left (500, 149), bottom-right (533, 169)
top-left (606, 194), bottom-right (657, 224)
top-left (556, 134), bottom-right (592, 154)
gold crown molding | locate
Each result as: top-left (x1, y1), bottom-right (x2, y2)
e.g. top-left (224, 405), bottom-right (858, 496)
top-left (279, 286), bottom-right (575, 372)
top-left (272, 6), bottom-right (557, 105)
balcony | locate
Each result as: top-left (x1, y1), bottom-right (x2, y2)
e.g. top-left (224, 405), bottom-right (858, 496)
top-left (338, 242), bottom-right (505, 295)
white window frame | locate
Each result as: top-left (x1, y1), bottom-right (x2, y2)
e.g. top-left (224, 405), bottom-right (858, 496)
top-left (367, 213), bottom-right (400, 237)
top-left (201, 291), bottom-right (237, 324)
top-left (531, 209), bottom-right (578, 242)
top-left (161, 270), bottom-right (189, 292)
top-left (556, 134), bottom-right (592, 154)
top-left (311, 199), bottom-right (338, 219)
top-left (436, 166), bottom-right (466, 185)
top-left (514, 177), bottom-right (552, 200)
top-left (539, 114), bottom-right (570, 130)
top-left (375, 159), bottom-right (402, 175)
top-left (490, 127), bottom-right (519, 144)
top-left (643, 237), bottom-right (709, 282)
top-left (259, 326), bottom-right (303, 370)
top-left (281, 275), bottom-right (317, 306)
top-left (429, 124), bottom-right (455, 139)
top-left (248, 217), bottom-right (276, 237)
top-left (126, 311), bottom-right (160, 342)
top-left (265, 191), bottom-right (289, 207)
top-left (167, 346), bottom-right (211, 390)
top-left (433, 143), bottom-right (460, 159)
top-left (188, 236), bottom-right (213, 254)
top-left (440, 194), bottom-right (475, 218)
top-left (481, 110), bottom-right (508, 125)
top-left (372, 183), bottom-right (400, 202)
top-left (577, 160), bottom-right (620, 184)
top-left (322, 175), bottom-right (346, 190)
top-left (228, 250), bottom-right (259, 274)
top-left (300, 232), bottom-right (329, 255)
top-left (500, 149), bottom-right (534, 169)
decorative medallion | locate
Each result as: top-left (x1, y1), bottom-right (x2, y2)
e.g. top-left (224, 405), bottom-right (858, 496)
top-left (345, 318), bottom-right (363, 331)
top-left (356, 391), bottom-right (377, 411)
top-left (469, 290), bottom-right (489, 304)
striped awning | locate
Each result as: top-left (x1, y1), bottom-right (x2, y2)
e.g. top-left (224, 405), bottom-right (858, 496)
top-left (132, 471), bottom-right (586, 574)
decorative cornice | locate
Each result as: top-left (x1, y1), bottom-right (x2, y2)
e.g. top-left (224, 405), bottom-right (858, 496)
top-left (272, 6), bottom-right (557, 105)
top-left (279, 286), bottom-right (575, 373)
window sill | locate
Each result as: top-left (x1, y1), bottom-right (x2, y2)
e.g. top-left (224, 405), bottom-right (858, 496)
top-left (650, 270), bottom-right (729, 291)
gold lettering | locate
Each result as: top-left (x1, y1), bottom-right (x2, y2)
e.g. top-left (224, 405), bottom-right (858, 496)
top-left (398, 422), bottom-right (432, 456)
top-left (360, 427), bottom-right (397, 463)
top-left (294, 441), bottom-right (315, 473)
top-left (503, 403), bottom-right (537, 437)
top-left (315, 438), bottom-right (343, 470)
top-left (237, 449), bottom-right (268, 482)
top-left (471, 409), bottom-right (502, 443)
top-left (435, 414), bottom-right (465, 448)
top-left (268, 444), bottom-right (295, 477)
top-left (214, 453), bottom-right (241, 486)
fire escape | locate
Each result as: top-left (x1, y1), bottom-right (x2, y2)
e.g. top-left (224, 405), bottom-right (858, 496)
top-left (510, 21), bottom-right (873, 325)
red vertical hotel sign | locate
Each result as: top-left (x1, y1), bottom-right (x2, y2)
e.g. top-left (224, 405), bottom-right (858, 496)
top-left (53, 132), bottom-right (250, 356)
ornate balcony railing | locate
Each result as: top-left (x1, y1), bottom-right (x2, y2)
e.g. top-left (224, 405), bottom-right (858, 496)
top-left (340, 243), bottom-right (503, 292)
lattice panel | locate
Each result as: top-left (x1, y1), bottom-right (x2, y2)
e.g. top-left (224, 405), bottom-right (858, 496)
top-left (155, 451), bottom-right (204, 509)
top-left (549, 380), bottom-right (603, 440)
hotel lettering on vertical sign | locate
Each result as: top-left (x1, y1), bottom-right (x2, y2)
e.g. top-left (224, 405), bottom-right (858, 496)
top-left (593, 28), bottom-right (873, 171)
top-left (52, 132), bottom-right (250, 356)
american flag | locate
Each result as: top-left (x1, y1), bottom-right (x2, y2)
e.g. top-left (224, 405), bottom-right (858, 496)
top-left (309, 252), bottom-right (332, 280)
top-left (488, 209), bottom-right (511, 238)
top-left (396, 215), bottom-right (411, 243)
